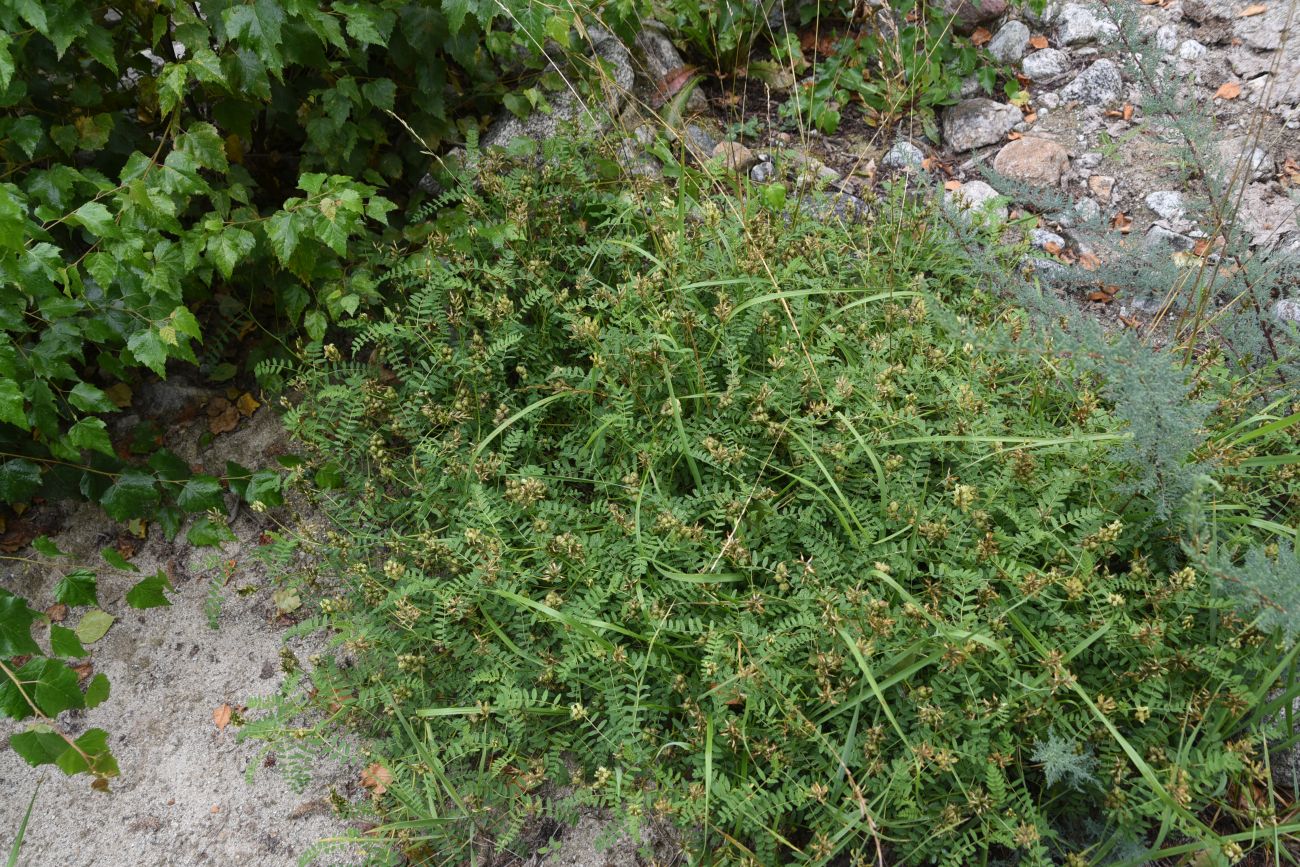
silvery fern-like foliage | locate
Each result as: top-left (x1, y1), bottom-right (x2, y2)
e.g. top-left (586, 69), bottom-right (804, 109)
top-left (1031, 731), bottom-right (1098, 792)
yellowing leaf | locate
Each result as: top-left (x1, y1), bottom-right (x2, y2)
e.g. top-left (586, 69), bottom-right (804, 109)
top-left (213, 703), bottom-right (232, 730)
top-left (105, 383), bottom-right (134, 409)
top-left (235, 392), bottom-right (260, 417)
top-left (225, 134), bottom-right (244, 165)
top-left (75, 609), bottom-right (115, 644)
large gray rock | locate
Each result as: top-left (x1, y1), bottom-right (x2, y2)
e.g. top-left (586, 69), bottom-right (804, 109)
top-left (750, 159), bottom-right (777, 183)
top-left (1235, 183), bottom-right (1300, 248)
top-left (1227, 4), bottom-right (1300, 109)
top-left (942, 98), bottom-right (1022, 151)
top-left (682, 124), bottom-right (719, 164)
top-left (1055, 2), bottom-right (1118, 44)
top-left (1144, 223), bottom-right (1198, 251)
top-left (808, 192), bottom-right (870, 223)
top-left (711, 140), bottom-right (758, 172)
top-left (1229, 45), bottom-right (1300, 108)
top-left (1216, 136), bottom-right (1273, 182)
top-left (1182, 0), bottom-right (1229, 22)
top-left (482, 27), bottom-right (634, 148)
top-left (1060, 59), bottom-right (1124, 106)
top-left (993, 137), bottom-right (1070, 186)
top-left (881, 140), bottom-right (927, 170)
top-left (945, 180), bottom-right (1009, 222)
top-left (1234, 2), bottom-right (1292, 50)
top-left (1030, 227), bottom-right (1066, 248)
top-left (942, 0), bottom-right (1009, 34)
top-left (1155, 23), bottom-right (1178, 53)
top-left (988, 20), bottom-right (1031, 63)
top-left (1144, 190), bottom-right (1186, 221)
top-left (1022, 48), bottom-right (1072, 82)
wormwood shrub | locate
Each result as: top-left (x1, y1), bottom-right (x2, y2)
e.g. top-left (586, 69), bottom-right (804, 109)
top-left (268, 143), bottom-right (1297, 865)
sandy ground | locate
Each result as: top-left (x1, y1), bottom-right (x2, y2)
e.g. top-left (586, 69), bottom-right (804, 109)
top-left (0, 408), bottom-right (364, 867)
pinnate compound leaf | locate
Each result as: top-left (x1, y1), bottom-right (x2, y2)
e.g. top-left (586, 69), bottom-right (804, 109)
top-left (125, 571), bottom-right (172, 609)
top-left (54, 569), bottom-right (98, 607)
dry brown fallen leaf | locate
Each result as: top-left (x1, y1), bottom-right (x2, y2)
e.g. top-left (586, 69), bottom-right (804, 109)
top-left (654, 66), bottom-right (697, 106)
top-left (1112, 211), bottom-right (1132, 233)
top-left (207, 397), bottom-right (239, 435)
top-left (1044, 241), bottom-right (1063, 255)
top-left (47, 603), bottom-right (68, 623)
top-left (73, 662), bottom-right (94, 683)
top-left (361, 763), bottom-right (393, 796)
top-left (1215, 81), bottom-right (1243, 99)
top-left (213, 703), bottom-right (232, 730)
top-left (1122, 103), bottom-right (1135, 121)
top-left (1239, 3), bottom-right (1268, 14)
top-left (235, 391), bottom-right (260, 417)
top-left (971, 26), bottom-right (992, 46)
top-left (1078, 252), bottom-right (1102, 271)
top-left (1029, 34), bottom-right (1049, 49)
top-left (1007, 130), bottom-right (1023, 140)
top-left (943, 179), bottom-right (963, 191)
